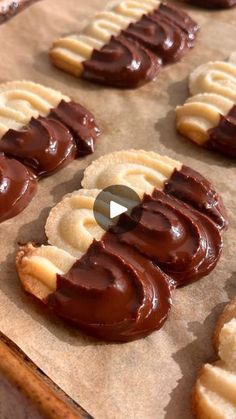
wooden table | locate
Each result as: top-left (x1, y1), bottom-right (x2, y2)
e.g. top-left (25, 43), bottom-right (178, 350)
top-left (0, 332), bottom-right (92, 418)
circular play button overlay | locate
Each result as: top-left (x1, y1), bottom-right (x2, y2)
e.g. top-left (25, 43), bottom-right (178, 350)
top-left (93, 185), bottom-right (142, 234)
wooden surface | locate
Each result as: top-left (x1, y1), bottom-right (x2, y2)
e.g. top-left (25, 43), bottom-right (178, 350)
top-left (0, 332), bottom-right (92, 418)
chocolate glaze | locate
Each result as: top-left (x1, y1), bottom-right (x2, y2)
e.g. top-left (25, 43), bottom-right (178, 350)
top-left (82, 35), bottom-right (161, 88)
top-left (164, 165), bottom-right (228, 231)
top-left (0, 153), bottom-right (37, 223)
top-left (0, 117), bottom-right (76, 177)
top-left (158, 3), bottom-right (199, 45)
top-left (188, 0), bottom-right (236, 9)
top-left (49, 100), bottom-right (100, 155)
top-left (123, 13), bottom-right (188, 64)
top-left (207, 106), bottom-right (236, 159)
top-left (116, 190), bottom-right (222, 286)
top-left (0, 99), bottom-right (100, 222)
top-left (47, 235), bottom-right (172, 342)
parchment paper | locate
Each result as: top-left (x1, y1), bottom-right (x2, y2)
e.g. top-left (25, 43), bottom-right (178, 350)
top-left (0, 1), bottom-right (236, 418)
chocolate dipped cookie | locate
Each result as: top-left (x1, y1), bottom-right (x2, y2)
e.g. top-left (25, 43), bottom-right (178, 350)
top-left (50, 0), bottom-right (199, 88)
top-left (193, 298), bottom-right (236, 418)
top-left (16, 150), bottom-right (227, 342)
top-left (0, 81), bottom-right (100, 222)
top-left (176, 56), bottom-right (236, 157)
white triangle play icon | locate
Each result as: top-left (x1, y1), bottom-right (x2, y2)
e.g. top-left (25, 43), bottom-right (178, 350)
top-left (110, 200), bottom-right (128, 219)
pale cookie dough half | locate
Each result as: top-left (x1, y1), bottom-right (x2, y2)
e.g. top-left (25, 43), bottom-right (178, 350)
top-left (0, 81), bottom-right (69, 137)
top-left (189, 61), bottom-right (236, 100)
top-left (16, 244), bottom-right (76, 301)
top-left (45, 189), bottom-right (103, 258)
top-left (193, 299), bottom-right (236, 419)
top-left (45, 187), bottom-right (141, 257)
top-left (81, 149), bottom-right (181, 196)
top-left (193, 361), bottom-right (236, 419)
top-left (176, 93), bottom-right (234, 145)
top-left (218, 319), bottom-right (236, 370)
top-left (113, 0), bottom-right (159, 19)
top-left (214, 297), bottom-right (236, 352)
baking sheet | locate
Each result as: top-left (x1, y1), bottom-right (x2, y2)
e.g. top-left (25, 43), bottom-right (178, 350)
top-left (0, 1), bottom-right (236, 417)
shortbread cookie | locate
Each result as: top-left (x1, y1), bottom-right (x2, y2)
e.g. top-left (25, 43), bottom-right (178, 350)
top-left (176, 57), bottom-right (236, 157)
top-left (16, 244), bottom-right (76, 300)
top-left (0, 81), bottom-right (68, 135)
top-left (214, 297), bottom-right (236, 353)
top-left (17, 237), bottom-right (173, 342)
top-left (46, 186), bottom-right (139, 257)
top-left (0, 81), bottom-right (100, 223)
top-left (16, 150), bottom-right (227, 341)
top-left (189, 61), bottom-right (236, 99)
top-left (193, 299), bottom-right (236, 419)
top-left (50, 1), bottom-right (199, 88)
top-left (0, 153), bottom-right (37, 223)
top-left (218, 319), bottom-right (236, 369)
top-left (0, 81), bottom-right (100, 168)
top-left (44, 185), bottom-right (223, 286)
top-left (187, 0), bottom-right (236, 9)
top-left (0, 0), bottom-right (39, 24)
top-left (82, 150), bottom-right (227, 229)
top-left (46, 149), bottom-right (227, 260)
top-left (46, 189), bottom-right (113, 257)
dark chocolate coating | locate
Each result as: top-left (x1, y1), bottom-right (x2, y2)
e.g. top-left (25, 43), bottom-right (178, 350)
top-left (0, 117), bottom-right (76, 177)
top-left (123, 13), bottom-right (189, 64)
top-left (116, 189), bottom-right (223, 286)
top-left (207, 106), bottom-right (236, 159)
top-left (0, 101), bottom-right (100, 177)
top-left (47, 236), bottom-right (172, 342)
top-left (188, 0), bottom-right (236, 9)
top-left (0, 153), bottom-right (37, 222)
top-left (49, 100), bottom-right (100, 155)
top-left (164, 165), bottom-right (228, 231)
top-left (83, 35), bottom-right (161, 88)
top-left (157, 3), bottom-right (199, 45)
top-left (0, 99), bottom-right (100, 222)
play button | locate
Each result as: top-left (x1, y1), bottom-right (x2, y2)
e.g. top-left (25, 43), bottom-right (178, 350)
top-left (93, 185), bottom-right (142, 233)
top-left (110, 201), bottom-right (128, 219)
